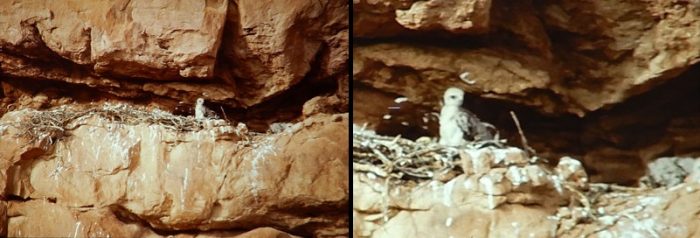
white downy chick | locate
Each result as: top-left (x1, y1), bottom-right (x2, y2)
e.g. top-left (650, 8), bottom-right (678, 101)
top-left (439, 87), bottom-right (492, 146)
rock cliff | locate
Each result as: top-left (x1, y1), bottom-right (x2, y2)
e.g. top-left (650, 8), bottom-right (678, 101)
top-left (0, 0), bottom-right (348, 237)
top-left (353, 0), bottom-right (700, 237)
top-left (353, 0), bottom-right (700, 185)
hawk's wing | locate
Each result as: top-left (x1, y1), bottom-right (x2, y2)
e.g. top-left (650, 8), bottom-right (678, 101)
top-left (455, 108), bottom-right (476, 135)
top-left (204, 107), bottom-right (219, 119)
top-left (456, 108), bottom-right (497, 141)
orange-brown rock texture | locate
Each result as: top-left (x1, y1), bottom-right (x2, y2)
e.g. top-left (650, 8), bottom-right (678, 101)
top-left (353, 0), bottom-right (700, 181)
top-left (354, 0), bottom-right (699, 115)
top-left (0, 0), bottom-right (348, 237)
top-left (353, 0), bottom-right (700, 237)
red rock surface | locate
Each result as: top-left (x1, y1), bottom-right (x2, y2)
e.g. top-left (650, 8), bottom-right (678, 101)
top-left (0, 0), bottom-right (348, 109)
top-left (353, 128), bottom-right (700, 237)
top-left (353, 0), bottom-right (700, 184)
top-left (8, 199), bottom-right (302, 237)
top-left (353, 0), bottom-right (700, 237)
top-left (354, 0), bottom-right (700, 115)
top-left (0, 0), bottom-right (349, 237)
top-left (0, 0), bottom-right (227, 79)
top-left (0, 109), bottom-right (348, 237)
top-left (354, 166), bottom-right (700, 238)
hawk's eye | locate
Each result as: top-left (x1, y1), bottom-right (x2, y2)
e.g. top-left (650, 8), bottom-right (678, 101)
top-left (450, 95), bottom-right (457, 99)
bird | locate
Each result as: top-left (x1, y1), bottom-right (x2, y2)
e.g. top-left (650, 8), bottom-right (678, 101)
top-left (439, 87), bottom-right (495, 146)
top-left (194, 98), bottom-right (217, 120)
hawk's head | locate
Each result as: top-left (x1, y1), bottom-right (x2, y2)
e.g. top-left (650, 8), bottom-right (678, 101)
top-left (196, 98), bottom-right (205, 106)
top-left (443, 87), bottom-right (464, 106)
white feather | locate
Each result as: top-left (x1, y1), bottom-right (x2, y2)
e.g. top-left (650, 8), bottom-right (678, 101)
top-left (195, 98), bottom-right (205, 120)
top-left (439, 87), bottom-right (466, 146)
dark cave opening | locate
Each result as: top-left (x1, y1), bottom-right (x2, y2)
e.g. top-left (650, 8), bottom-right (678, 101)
top-left (357, 63), bottom-right (700, 185)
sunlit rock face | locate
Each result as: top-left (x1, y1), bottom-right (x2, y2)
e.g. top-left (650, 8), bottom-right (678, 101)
top-left (0, 0), bottom-right (227, 79)
top-left (354, 0), bottom-right (700, 116)
top-left (0, 108), bottom-right (348, 237)
top-left (353, 0), bottom-right (700, 237)
top-left (0, 0), bottom-right (348, 109)
top-left (353, 0), bottom-right (700, 184)
top-left (352, 126), bottom-right (700, 238)
top-left (0, 0), bottom-right (349, 237)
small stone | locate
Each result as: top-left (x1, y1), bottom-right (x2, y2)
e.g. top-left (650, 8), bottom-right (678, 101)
top-left (556, 156), bottom-right (588, 188)
top-left (471, 148), bottom-right (494, 174)
top-left (524, 165), bottom-right (549, 187)
top-left (506, 166), bottom-right (529, 187)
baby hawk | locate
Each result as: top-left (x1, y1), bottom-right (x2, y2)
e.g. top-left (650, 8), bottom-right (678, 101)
top-left (194, 98), bottom-right (217, 120)
top-left (439, 87), bottom-right (496, 146)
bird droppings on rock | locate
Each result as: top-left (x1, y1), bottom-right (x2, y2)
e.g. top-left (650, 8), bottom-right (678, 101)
top-left (353, 0), bottom-right (700, 237)
top-left (0, 0), bottom-right (349, 236)
top-left (353, 124), bottom-right (700, 237)
top-left (0, 105), bottom-right (349, 237)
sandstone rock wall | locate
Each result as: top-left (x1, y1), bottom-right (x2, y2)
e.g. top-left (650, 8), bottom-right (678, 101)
top-left (352, 127), bottom-right (700, 237)
top-left (0, 0), bottom-right (349, 237)
top-left (354, 0), bottom-right (700, 115)
top-left (1, 107), bottom-right (348, 237)
top-left (353, 0), bottom-right (700, 184)
top-left (353, 0), bottom-right (700, 237)
top-left (0, 0), bottom-right (348, 111)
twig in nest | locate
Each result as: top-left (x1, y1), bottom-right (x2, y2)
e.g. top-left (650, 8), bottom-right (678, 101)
top-left (9, 103), bottom-right (236, 143)
top-left (381, 173), bottom-right (403, 223)
top-left (354, 162), bottom-right (389, 177)
top-left (510, 111), bottom-right (536, 156)
top-left (564, 183), bottom-right (592, 214)
top-left (220, 106), bottom-right (229, 122)
top-left (352, 126), bottom-right (461, 181)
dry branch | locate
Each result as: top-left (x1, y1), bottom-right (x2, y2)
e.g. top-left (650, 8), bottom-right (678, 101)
top-left (8, 103), bottom-right (232, 143)
top-left (352, 125), bottom-right (505, 181)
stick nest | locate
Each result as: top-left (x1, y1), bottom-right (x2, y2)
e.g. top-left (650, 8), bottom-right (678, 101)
top-left (352, 124), bottom-right (506, 181)
top-left (11, 103), bottom-right (227, 142)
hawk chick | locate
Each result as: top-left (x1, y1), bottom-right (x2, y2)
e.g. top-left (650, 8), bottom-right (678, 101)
top-left (439, 87), bottom-right (495, 146)
top-left (195, 98), bottom-right (217, 120)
